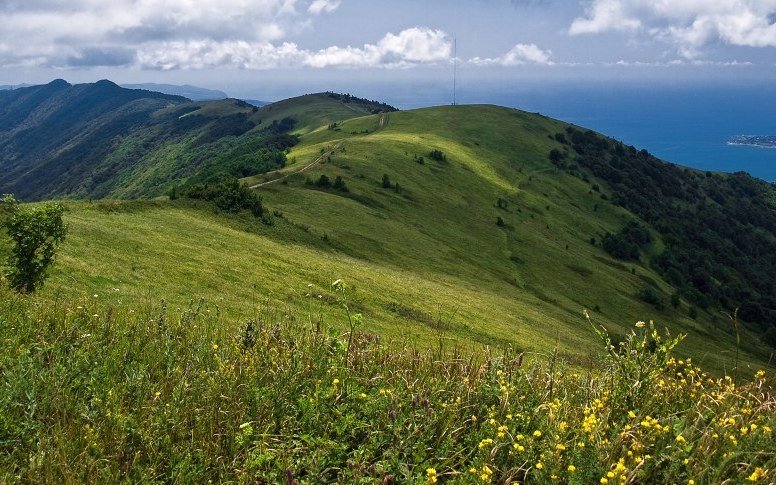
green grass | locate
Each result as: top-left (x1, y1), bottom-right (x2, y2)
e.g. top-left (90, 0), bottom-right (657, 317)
top-left (7, 104), bottom-right (765, 375)
top-left (0, 284), bottom-right (773, 482)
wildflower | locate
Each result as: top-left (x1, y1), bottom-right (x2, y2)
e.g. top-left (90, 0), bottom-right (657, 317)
top-left (426, 468), bottom-right (438, 484)
top-left (556, 443), bottom-right (566, 451)
top-left (533, 430), bottom-right (542, 438)
top-left (600, 478), bottom-right (609, 484)
top-left (478, 438), bottom-right (493, 449)
top-left (689, 481), bottom-right (695, 485)
top-left (676, 435), bottom-right (686, 443)
top-left (747, 467), bottom-right (765, 482)
top-left (332, 378), bottom-right (340, 386)
top-left (536, 462), bottom-right (543, 470)
top-left (568, 465), bottom-right (576, 472)
top-left (471, 415), bottom-right (477, 422)
top-left (212, 344), bottom-right (219, 350)
top-left (635, 321), bottom-right (646, 328)
top-left (359, 393), bottom-right (367, 399)
top-left (628, 411), bottom-right (636, 419)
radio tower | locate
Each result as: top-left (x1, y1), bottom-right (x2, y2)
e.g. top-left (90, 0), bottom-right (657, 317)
top-left (453, 37), bottom-right (457, 106)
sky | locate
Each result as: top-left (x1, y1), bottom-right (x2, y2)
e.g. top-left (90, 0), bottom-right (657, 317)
top-left (2, 0), bottom-right (776, 100)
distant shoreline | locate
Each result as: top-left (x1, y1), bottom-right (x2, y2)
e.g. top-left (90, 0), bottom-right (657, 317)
top-left (728, 135), bottom-right (776, 149)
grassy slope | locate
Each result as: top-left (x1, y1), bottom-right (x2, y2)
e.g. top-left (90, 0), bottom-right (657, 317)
top-left (29, 104), bottom-right (770, 374)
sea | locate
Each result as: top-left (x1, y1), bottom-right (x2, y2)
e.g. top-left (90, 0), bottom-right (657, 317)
top-left (392, 81), bottom-right (776, 182)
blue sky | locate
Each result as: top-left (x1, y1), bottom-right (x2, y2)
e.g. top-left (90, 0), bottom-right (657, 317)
top-left (2, 0), bottom-right (776, 100)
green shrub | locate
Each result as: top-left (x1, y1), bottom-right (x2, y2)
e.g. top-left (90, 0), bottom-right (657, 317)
top-left (332, 176), bottom-right (348, 192)
top-left (428, 149), bottom-right (446, 162)
top-left (184, 179), bottom-right (263, 217)
top-left (1, 194), bottom-right (67, 293)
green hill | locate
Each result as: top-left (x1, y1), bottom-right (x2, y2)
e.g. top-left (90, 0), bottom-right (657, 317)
top-left (0, 83), bottom-right (395, 200)
top-left (2, 84), bottom-right (776, 372)
top-left (2, 100), bottom-right (773, 373)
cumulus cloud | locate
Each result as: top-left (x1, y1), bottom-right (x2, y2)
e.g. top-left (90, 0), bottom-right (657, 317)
top-left (308, 0), bottom-right (341, 14)
top-left (570, 0), bottom-right (776, 58)
top-left (0, 0), bottom-right (330, 68)
top-left (136, 28), bottom-right (451, 70)
top-left (470, 43), bottom-right (554, 66)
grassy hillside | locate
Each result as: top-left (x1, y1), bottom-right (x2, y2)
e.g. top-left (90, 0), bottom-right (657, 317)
top-left (1, 285), bottom-right (773, 482)
top-left (2, 107), bottom-right (763, 375)
top-left (2, 93), bottom-right (774, 373)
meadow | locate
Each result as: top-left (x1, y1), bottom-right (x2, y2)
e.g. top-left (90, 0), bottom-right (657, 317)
top-left (0, 281), bottom-right (773, 483)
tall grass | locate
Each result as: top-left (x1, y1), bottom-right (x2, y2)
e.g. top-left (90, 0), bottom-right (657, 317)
top-left (0, 282), bottom-right (773, 483)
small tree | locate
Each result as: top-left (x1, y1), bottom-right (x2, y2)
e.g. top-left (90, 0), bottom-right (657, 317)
top-left (2, 195), bottom-right (67, 293)
top-left (381, 174), bottom-right (392, 189)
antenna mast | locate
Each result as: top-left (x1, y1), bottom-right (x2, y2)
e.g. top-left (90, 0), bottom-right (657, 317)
top-left (453, 37), bottom-right (457, 106)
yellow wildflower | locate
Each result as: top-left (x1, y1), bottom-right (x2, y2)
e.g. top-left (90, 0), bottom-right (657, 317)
top-left (426, 468), bottom-right (438, 484)
top-left (747, 467), bottom-right (766, 482)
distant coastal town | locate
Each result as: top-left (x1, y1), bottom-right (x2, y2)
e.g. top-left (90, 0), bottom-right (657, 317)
top-left (728, 135), bottom-right (776, 148)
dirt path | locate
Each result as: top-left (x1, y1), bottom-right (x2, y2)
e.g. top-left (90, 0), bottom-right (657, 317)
top-left (249, 142), bottom-right (342, 189)
top-left (251, 112), bottom-right (388, 190)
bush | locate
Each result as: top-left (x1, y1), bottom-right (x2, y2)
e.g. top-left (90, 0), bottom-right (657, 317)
top-left (332, 176), bottom-right (348, 192)
top-left (315, 174), bottom-right (331, 188)
top-left (548, 148), bottom-right (566, 166)
top-left (602, 221), bottom-right (652, 261)
top-left (184, 179), bottom-right (263, 217)
top-left (638, 287), bottom-right (664, 310)
top-left (381, 174), bottom-right (392, 189)
top-left (428, 149), bottom-right (446, 162)
top-left (1, 194), bottom-right (67, 293)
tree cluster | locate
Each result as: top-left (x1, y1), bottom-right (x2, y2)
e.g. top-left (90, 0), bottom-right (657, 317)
top-left (559, 126), bottom-right (776, 337)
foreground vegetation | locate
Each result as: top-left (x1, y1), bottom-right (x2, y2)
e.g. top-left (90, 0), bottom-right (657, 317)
top-left (0, 283), bottom-right (773, 483)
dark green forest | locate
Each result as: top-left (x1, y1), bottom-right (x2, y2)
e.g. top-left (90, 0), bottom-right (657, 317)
top-left (557, 127), bottom-right (776, 344)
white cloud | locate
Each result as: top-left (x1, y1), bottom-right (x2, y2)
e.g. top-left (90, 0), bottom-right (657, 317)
top-left (308, 0), bottom-right (341, 15)
top-left (470, 43), bottom-right (554, 66)
top-left (0, 0), bottom-right (342, 68)
top-left (137, 28), bottom-right (451, 70)
top-left (570, 0), bottom-right (776, 58)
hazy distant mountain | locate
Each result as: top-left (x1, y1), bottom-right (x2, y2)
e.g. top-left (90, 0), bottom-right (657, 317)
top-left (0, 84), bottom-right (31, 90)
top-left (121, 83), bottom-right (228, 100)
top-left (241, 99), bottom-right (270, 107)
